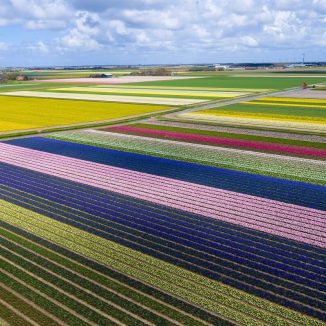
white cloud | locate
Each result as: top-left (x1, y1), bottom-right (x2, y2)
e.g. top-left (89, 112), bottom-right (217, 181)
top-left (59, 11), bottom-right (101, 50)
top-left (0, 42), bottom-right (9, 51)
top-left (10, 0), bottom-right (71, 19)
top-left (122, 9), bottom-right (184, 29)
top-left (240, 36), bottom-right (258, 47)
top-left (27, 41), bottom-right (49, 53)
top-left (25, 20), bottom-right (67, 30)
top-left (0, 0), bottom-right (325, 62)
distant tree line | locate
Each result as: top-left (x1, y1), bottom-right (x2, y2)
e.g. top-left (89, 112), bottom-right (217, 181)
top-left (189, 66), bottom-right (215, 71)
top-left (0, 72), bottom-right (30, 83)
top-left (131, 68), bottom-right (172, 76)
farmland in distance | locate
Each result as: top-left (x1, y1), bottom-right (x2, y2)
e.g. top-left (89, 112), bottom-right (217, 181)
top-left (0, 70), bottom-right (325, 326)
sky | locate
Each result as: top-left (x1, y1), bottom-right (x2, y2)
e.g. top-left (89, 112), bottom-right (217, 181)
top-left (0, 0), bottom-right (325, 67)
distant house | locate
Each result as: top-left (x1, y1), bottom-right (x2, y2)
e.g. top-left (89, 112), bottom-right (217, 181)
top-left (89, 73), bottom-right (113, 78)
top-left (214, 64), bottom-right (229, 71)
top-left (16, 75), bottom-right (29, 81)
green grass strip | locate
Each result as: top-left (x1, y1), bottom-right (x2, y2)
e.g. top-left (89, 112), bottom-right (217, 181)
top-left (0, 258), bottom-right (118, 325)
top-left (0, 283), bottom-right (60, 326)
top-left (0, 201), bottom-right (322, 326)
top-left (0, 246), bottom-right (142, 325)
top-left (47, 89), bottom-right (224, 100)
top-left (205, 103), bottom-right (326, 119)
top-left (0, 222), bottom-right (228, 326)
top-left (0, 300), bottom-right (34, 326)
top-left (129, 123), bottom-right (326, 149)
top-left (0, 269), bottom-right (88, 325)
top-left (158, 116), bottom-right (326, 136)
top-left (0, 230), bottom-right (187, 326)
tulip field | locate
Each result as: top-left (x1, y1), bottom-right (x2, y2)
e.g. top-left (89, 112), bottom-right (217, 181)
top-left (177, 96), bottom-right (326, 133)
top-left (0, 74), bottom-right (325, 325)
top-left (0, 95), bottom-right (170, 134)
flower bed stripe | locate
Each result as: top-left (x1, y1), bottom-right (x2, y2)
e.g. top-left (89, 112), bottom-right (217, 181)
top-left (0, 220), bottom-right (233, 326)
top-left (1, 162), bottom-right (324, 264)
top-left (0, 200), bottom-right (324, 326)
top-left (1, 180), bottom-right (325, 319)
top-left (5, 138), bottom-right (326, 211)
top-left (0, 143), bottom-right (324, 248)
top-left (47, 130), bottom-right (326, 186)
top-left (177, 113), bottom-right (326, 133)
top-left (242, 101), bottom-right (326, 109)
top-left (141, 119), bottom-right (326, 143)
top-left (0, 226), bottom-right (216, 326)
top-left (126, 122), bottom-right (326, 149)
top-left (260, 97), bottom-right (326, 104)
top-left (108, 125), bottom-right (326, 158)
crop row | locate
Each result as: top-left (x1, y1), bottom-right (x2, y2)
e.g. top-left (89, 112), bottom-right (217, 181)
top-left (51, 86), bottom-right (248, 99)
top-left (6, 137), bottom-right (326, 211)
top-left (1, 163), bottom-right (324, 265)
top-left (48, 130), bottom-right (326, 185)
top-left (191, 110), bottom-right (324, 124)
top-left (0, 143), bottom-right (324, 247)
top-left (203, 102), bottom-right (326, 119)
top-left (0, 165), bottom-right (323, 262)
top-left (2, 181), bottom-right (324, 298)
top-left (260, 97), bottom-right (326, 105)
top-left (1, 179), bottom-right (325, 318)
top-left (144, 119), bottom-right (326, 143)
top-left (0, 200), bottom-right (323, 326)
top-left (108, 125), bottom-right (326, 159)
top-left (0, 237), bottom-right (182, 326)
top-left (0, 218), bottom-right (238, 326)
top-left (0, 95), bottom-right (169, 134)
top-left (126, 121), bottom-right (326, 149)
top-left (177, 112), bottom-right (326, 133)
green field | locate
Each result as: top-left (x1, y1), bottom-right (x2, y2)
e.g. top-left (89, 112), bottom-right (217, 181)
top-left (0, 82), bottom-right (76, 93)
top-left (206, 103), bottom-right (326, 119)
top-left (128, 76), bottom-right (326, 90)
top-left (0, 95), bottom-right (169, 134)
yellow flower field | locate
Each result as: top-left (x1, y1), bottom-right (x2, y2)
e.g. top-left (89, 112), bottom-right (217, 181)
top-left (243, 101), bottom-right (326, 109)
top-left (51, 86), bottom-right (250, 98)
top-left (0, 95), bottom-right (169, 133)
top-left (178, 112), bottom-right (326, 132)
top-left (260, 97), bottom-right (326, 104)
top-left (191, 110), bottom-right (326, 123)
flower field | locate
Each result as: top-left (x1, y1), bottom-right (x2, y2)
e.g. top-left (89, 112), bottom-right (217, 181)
top-left (49, 129), bottom-right (326, 185)
top-left (5, 91), bottom-right (207, 106)
top-left (0, 95), bottom-right (170, 133)
top-left (49, 86), bottom-right (252, 99)
top-left (6, 82), bottom-right (257, 106)
top-left (0, 128), bottom-right (325, 325)
top-left (102, 121), bottom-right (326, 159)
top-left (175, 96), bottom-right (326, 133)
top-left (0, 77), bottom-right (325, 325)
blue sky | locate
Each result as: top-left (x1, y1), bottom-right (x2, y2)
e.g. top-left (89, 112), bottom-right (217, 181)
top-left (0, 0), bottom-right (325, 66)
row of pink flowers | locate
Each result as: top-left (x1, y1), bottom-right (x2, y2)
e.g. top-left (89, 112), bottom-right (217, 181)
top-left (109, 126), bottom-right (326, 159)
top-left (0, 143), bottom-right (325, 248)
